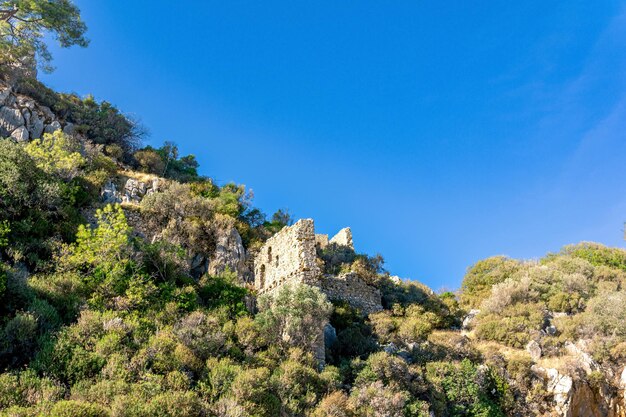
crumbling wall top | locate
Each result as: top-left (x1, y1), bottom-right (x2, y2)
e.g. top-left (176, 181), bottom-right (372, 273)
top-left (329, 227), bottom-right (353, 249)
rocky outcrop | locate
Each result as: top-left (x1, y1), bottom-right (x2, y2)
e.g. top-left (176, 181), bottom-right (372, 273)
top-left (531, 347), bottom-right (626, 417)
top-left (0, 83), bottom-right (67, 141)
top-left (101, 177), bottom-right (160, 205)
top-left (189, 225), bottom-right (249, 280)
top-left (207, 225), bottom-right (247, 277)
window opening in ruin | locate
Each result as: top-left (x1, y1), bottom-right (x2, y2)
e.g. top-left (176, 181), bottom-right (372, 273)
top-left (268, 247), bottom-right (272, 263)
top-left (275, 254), bottom-right (279, 267)
top-left (260, 264), bottom-right (266, 288)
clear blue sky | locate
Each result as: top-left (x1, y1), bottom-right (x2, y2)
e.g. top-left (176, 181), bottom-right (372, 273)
top-left (41, 1), bottom-right (626, 290)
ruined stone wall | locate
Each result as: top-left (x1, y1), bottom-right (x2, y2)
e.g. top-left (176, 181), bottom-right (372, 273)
top-left (329, 227), bottom-right (353, 249)
top-left (315, 234), bottom-right (329, 249)
top-left (254, 219), bottom-right (321, 294)
top-left (321, 272), bottom-right (382, 315)
top-left (254, 220), bottom-right (382, 313)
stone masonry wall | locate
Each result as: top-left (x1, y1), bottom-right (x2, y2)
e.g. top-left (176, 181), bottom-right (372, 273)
top-left (329, 227), bottom-right (353, 249)
top-left (321, 272), bottom-right (383, 315)
top-left (254, 219), bottom-right (321, 294)
top-left (254, 219), bottom-right (382, 314)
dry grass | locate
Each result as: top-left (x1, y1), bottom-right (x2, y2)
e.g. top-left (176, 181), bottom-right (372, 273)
top-left (119, 170), bottom-right (160, 183)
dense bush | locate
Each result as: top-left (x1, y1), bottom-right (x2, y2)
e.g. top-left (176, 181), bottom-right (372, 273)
top-left (460, 256), bottom-right (521, 309)
top-left (426, 360), bottom-right (509, 416)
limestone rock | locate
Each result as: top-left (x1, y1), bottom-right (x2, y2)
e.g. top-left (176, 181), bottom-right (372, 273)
top-left (545, 325), bottom-right (558, 336)
top-left (533, 366), bottom-right (573, 415)
top-left (123, 178), bottom-right (145, 203)
top-left (63, 122), bottom-right (76, 135)
top-left (0, 87), bottom-right (11, 106)
top-left (11, 126), bottom-right (29, 142)
top-left (526, 340), bottom-right (542, 361)
top-left (38, 105), bottom-right (55, 121)
top-left (101, 179), bottom-right (120, 204)
top-left (389, 275), bottom-right (403, 284)
top-left (324, 323), bottom-right (337, 347)
top-left (462, 309), bottom-right (480, 330)
top-left (43, 120), bottom-right (62, 134)
top-left (28, 112), bottom-right (44, 139)
top-left (0, 106), bottom-right (25, 137)
top-left (21, 108), bottom-right (30, 127)
top-left (564, 341), bottom-right (599, 374)
top-left (207, 225), bottom-right (247, 279)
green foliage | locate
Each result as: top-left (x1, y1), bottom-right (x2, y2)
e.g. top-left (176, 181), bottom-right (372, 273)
top-left (0, 139), bottom-right (83, 265)
top-left (460, 256), bottom-right (521, 309)
top-left (0, 0), bottom-right (88, 74)
top-left (197, 270), bottom-right (248, 318)
top-left (67, 204), bottom-right (131, 270)
top-left (584, 291), bottom-right (626, 337)
top-left (550, 242), bottom-right (626, 271)
top-left (426, 360), bottom-right (508, 417)
top-left (327, 301), bottom-right (376, 362)
top-left (257, 283), bottom-right (333, 351)
top-left (133, 142), bottom-right (198, 181)
top-left (49, 400), bottom-right (109, 417)
top-left (318, 243), bottom-right (357, 275)
top-left (0, 220), bottom-right (9, 248)
top-left (271, 353), bottom-right (331, 416)
top-left (24, 130), bottom-right (85, 179)
top-left (14, 79), bottom-right (142, 155)
top-left (1, 71), bottom-right (625, 416)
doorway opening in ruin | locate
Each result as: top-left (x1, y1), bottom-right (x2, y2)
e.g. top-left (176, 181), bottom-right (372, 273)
top-left (259, 264), bottom-right (266, 288)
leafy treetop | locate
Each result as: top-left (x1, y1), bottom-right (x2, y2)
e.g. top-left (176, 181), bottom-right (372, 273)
top-left (0, 0), bottom-right (87, 73)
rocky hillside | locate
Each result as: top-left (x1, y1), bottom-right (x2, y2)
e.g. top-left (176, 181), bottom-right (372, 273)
top-left (0, 79), bottom-right (625, 417)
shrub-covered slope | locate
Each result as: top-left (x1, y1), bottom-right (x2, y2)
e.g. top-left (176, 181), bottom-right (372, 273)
top-left (0, 81), bottom-right (625, 417)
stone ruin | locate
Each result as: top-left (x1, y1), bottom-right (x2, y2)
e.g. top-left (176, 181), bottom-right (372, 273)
top-left (253, 219), bottom-right (382, 315)
top-left (253, 219), bottom-right (382, 364)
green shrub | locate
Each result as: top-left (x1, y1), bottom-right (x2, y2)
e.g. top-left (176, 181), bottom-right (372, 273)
top-left (460, 256), bottom-right (521, 309)
top-left (49, 400), bottom-right (110, 417)
top-left (426, 359), bottom-right (508, 417)
top-left (271, 358), bottom-right (327, 416)
top-left (584, 291), bottom-right (626, 337)
top-left (354, 352), bottom-right (424, 396)
top-left (256, 283), bottom-right (332, 352)
top-left (173, 311), bottom-right (225, 360)
top-left (142, 391), bottom-right (203, 417)
top-left (474, 302), bottom-right (544, 348)
top-left (553, 242), bottom-right (626, 271)
top-left (231, 367), bottom-right (280, 417)
top-left (197, 270), bottom-right (248, 318)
